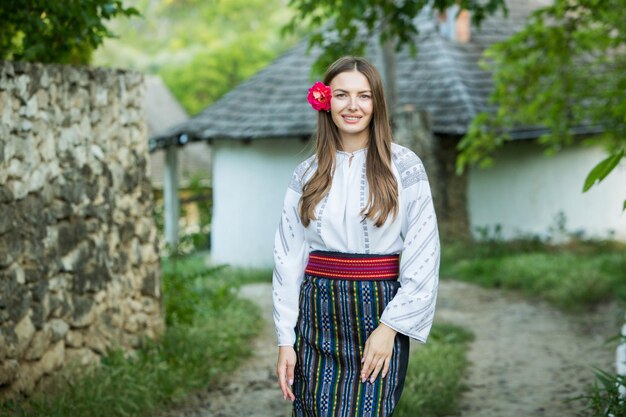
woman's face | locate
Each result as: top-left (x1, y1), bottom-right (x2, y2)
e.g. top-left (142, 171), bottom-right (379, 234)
top-left (329, 70), bottom-right (373, 142)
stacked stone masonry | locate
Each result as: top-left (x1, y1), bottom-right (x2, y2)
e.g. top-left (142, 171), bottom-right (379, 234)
top-left (0, 61), bottom-right (164, 396)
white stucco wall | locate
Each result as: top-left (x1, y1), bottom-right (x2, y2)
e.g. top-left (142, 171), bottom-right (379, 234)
top-left (210, 138), bottom-right (311, 268)
top-left (468, 141), bottom-right (626, 241)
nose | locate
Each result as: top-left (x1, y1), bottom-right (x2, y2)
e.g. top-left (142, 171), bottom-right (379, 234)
top-left (348, 96), bottom-right (357, 111)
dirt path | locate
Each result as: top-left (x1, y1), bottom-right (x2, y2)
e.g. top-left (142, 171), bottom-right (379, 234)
top-left (156, 281), bottom-right (621, 417)
top-left (437, 280), bottom-right (620, 417)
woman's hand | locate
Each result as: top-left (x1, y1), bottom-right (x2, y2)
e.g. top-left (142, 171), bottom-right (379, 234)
top-left (276, 346), bottom-right (297, 402)
top-left (361, 323), bottom-right (397, 383)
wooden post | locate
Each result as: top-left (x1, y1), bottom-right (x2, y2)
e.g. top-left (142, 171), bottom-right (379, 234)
top-left (164, 145), bottom-right (180, 249)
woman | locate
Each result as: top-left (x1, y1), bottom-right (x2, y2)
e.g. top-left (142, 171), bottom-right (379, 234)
top-left (272, 56), bottom-right (440, 416)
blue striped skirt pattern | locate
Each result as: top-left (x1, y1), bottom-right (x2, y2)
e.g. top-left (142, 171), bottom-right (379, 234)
top-left (292, 274), bottom-right (410, 417)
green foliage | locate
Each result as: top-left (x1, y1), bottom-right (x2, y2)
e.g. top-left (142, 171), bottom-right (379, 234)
top-left (283, 0), bottom-right (507, 75)
top-left (583, 149), bottom-right (625, 192)
top-left (0, 254), bottom-right (262, 417)
top-left (179, 174), bottom-right (212, 252)
top-left (441, 239), bottom-right (626, 311)
top-left (161, 254), bottom-right (225, 325)
top-left (394, 323), bottom-right (474, 417)
top-left (0, 0), bottom-right (139, 64)
top-left (95, 0), bottom-right (298, 114)
top-left (185, 176), bottom-right (212, 227)
top-left (220, 267), bottom-right (273, 285)
top-left (457, 0), bottom-right (626, 206)
top-left (152, 172), bottom-right (212, 257)
top-left (577, 369), bottom-right (626, 417)
top-left (158, 36), bottom-right (274, 114)
top-left (161, 253), bottom-right (272, 325)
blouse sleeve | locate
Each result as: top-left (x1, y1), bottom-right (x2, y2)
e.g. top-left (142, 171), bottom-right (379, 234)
top-left (271, 160), bottom-right (311, 347)
top-left (379, 154), bottom-right (440, 343)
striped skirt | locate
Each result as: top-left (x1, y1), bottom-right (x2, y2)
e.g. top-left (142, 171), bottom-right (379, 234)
top-left (292, 251), bottom-right (410, 417)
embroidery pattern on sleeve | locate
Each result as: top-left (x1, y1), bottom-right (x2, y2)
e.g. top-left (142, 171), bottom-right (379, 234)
top-left (380, 143), bottom-right (440, 342)
top-left (392, 145), bottom-right (428, 189)
top-left (288, 155), bottom-right (317, 194)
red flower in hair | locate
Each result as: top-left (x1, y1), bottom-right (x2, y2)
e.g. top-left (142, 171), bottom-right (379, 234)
top-left (307, 82), bottom-right (332, 111)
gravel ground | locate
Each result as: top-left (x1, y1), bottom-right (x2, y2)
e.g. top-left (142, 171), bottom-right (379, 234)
top-left (154, 281), bottom-right (621, 417)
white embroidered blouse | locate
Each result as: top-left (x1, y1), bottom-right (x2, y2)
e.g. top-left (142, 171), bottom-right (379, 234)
top-left (272, 142), bottom-right (440, 346)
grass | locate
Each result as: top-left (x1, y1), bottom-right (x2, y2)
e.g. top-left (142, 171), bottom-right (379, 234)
top-left (0, 252), bottom-right (263, 417)
top-left (161, 253), bottom-right (272, 325)
top-left (579, 369), bottom-right (626, 417)
top-left (161, 252), bottom-right (272, 286)
top-left (219, 266), bottom-right (273, 285)
top-left (441, 239), bottom-right (626, 311)
top-left (394, 323), bottom-right (474, 417)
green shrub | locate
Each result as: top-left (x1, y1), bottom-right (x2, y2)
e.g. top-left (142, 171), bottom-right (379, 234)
top-left (394, 323), bottom-right (474, 417)
top-left (161, 254), bottom-right (227, 325)
top-left (441, 240), bottom-right (626, 310)
top-left (161, 253), bottom-right (273, 324)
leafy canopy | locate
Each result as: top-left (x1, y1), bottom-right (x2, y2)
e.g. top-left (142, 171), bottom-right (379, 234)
top-left (283, 0), bottom-right (507, 75)
top-left (95, 0), bottom-right (298, 114)
top-left (0, 0), bottom-right (139, 64)
top-left (456, 0), bottom-right (626, 207)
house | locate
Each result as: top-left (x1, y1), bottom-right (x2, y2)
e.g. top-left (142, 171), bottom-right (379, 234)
top-left (150, 0), bottom-right (626, 268)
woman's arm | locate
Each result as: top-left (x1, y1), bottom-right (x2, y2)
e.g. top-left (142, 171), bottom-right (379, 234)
top-left (379, 155), bottom-right (440, 341)
top-left (272, 159), bottom-right (312, 400)
top-left (361, 152), bottom-right (440, 382)
top-left (272, 161), bottom-right (310, 347)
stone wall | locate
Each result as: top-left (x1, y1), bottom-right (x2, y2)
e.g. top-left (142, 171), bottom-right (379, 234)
top-left (0, 61), bottom-right (164, 396)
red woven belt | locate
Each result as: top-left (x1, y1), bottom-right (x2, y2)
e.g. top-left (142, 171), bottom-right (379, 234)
top-left (305, 251), bottom-right (400, 281)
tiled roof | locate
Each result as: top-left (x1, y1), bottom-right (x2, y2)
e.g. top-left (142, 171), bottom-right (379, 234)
top-left (150, 0), bottom-right (553, 150)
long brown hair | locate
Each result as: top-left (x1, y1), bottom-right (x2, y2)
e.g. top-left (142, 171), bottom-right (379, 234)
top-left (300, 56), bottom-right (398, 228)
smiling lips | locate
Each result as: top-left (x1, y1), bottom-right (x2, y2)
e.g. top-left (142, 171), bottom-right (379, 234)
top-left (342, 115), bottom-right (362, 124)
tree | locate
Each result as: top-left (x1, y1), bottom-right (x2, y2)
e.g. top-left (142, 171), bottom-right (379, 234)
top-left (158, 35), bottom-right (275, 114)
top-left (456, 0), bottom-right (626, 208)
top-left (95, 0), bottom-right (298, 115)
top-left (0, 0), bottom-right (139, 64)
top-left (283, 0), bottom-right (507, 111)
